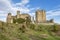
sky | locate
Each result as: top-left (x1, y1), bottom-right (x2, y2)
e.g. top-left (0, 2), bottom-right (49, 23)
top-left (0, 0), bottom-right (60, 24)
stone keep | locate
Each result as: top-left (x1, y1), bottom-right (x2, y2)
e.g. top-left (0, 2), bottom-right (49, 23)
top-left (36, 10), bottom-right (46, 23)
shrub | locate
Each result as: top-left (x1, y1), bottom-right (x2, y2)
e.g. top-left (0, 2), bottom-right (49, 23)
top-left (29, 24), bottom-right (35, 30)
top-left (16, 18), bottom-right (25, 24)
top-left (0, 33), bottom-right (10, 40)
top-left (13, 18), bottom-right (16, 23)
top-left (52, 24), bottom-right (57, 32)
top-left (19, 25), bottom-right (26, 33)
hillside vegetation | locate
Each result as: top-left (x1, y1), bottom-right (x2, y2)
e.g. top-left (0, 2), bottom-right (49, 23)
top-left (0, 22), bottom-right (60, 40)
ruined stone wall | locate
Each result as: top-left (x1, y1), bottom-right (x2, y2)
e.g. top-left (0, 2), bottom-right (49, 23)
top-left (7, 11), bottom-right (31, 23)
top-left (19, 14), bottom-right (30, 20)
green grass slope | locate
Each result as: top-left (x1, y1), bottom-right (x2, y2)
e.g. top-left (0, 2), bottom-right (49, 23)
top-left (0, 23), bottom-right (60, 40)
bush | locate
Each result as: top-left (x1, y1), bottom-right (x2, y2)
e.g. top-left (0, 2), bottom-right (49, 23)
top-left (52, 24), bottom-right (57, 32)
top-left (19, 25), bottom-right (26, 33)
top-left (16, 18), bottom-right (25, 24)
top-left (13, 18), bottom-right (16, 23)
top-left (37, 25), bottom-right (42, 31)
top-left (30, 24), bottom-right (35, 30)
top-left (0, 33), bottom-right (10, 40)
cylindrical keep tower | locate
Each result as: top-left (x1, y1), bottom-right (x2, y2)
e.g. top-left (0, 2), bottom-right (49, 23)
top-left (7, 13), bottom-right (12, 23)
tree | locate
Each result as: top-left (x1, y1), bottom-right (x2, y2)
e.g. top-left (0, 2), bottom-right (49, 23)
top-left (16, 18), bottom-right (25, 24)
top-left (13, 18), bottom-right (16, 23)
top-left (50, 19), bottom-right (54, 23)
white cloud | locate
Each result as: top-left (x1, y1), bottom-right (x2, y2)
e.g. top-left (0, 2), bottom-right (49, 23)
top-left (0, 0), bottom-right (12, 11)
top-left (0, 0), bottom-right (16, 21)
top-left (46, 7), bottom-right (60, 23)
top-left (0, 0), bottom-right (40, 22)
top-left (14, 0), bottom-right (29, 7)
top-left (46, 8), bottom-right (60, 17)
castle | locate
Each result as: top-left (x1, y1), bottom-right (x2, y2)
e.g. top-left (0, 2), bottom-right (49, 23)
top-left (7, 10), bottom-right (54, 23)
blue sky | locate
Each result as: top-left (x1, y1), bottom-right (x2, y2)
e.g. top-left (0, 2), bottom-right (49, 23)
top-left (12, 0), bottom-right (60, 10)
top-left (0, 0), bottom-right (60, 24)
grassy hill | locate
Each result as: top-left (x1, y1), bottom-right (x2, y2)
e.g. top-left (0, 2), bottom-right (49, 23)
top-left (0, 22), bottom-right (60, 40)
